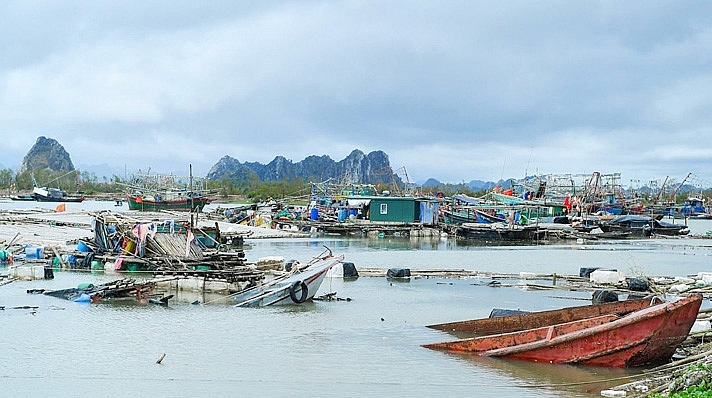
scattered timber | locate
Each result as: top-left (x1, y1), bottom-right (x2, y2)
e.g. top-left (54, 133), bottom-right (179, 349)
top-left (29, 278), bottom-right (156, 303)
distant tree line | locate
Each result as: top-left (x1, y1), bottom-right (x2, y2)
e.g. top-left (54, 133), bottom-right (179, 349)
top-left (0, 168), bottom-right (709, 205)
top-left (419, 183), bottom-right (485, 198)
top-left (0, 169), bottom-right (125, 196)
top-left (207, 177), bottom-right (313, 202)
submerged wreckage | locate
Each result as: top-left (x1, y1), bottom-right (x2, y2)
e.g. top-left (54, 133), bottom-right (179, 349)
top-left (68, 211), bottom-right (265, 295)
top-left (424, 295), bottom-right (702, 368)
top-left (34, 211), bottom-right (345, 306)
top-left (28, 278), bottom-right (163, 304)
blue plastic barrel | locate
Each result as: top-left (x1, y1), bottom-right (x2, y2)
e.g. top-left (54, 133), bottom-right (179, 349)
top-left (310, 208), bottom-right (319, 220)
top-left (77, 241), bottom-right (91, 252)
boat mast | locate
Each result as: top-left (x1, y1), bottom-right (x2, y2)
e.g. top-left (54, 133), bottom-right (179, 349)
top-left (653, 176), bottom-right (669, 205)
top-left (670, 172), bottom-right (692, 203)
top-left (189, 164), bottom-right (194, 228)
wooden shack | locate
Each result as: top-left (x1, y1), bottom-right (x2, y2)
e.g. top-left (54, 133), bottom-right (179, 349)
top-left (345, 196), bottom-right (439, 226)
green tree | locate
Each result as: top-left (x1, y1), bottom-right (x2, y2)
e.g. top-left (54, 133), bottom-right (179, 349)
top-left (79, 170), bottom-right (99, 194)
top-left (15, 170), bottom-right (41, 190)
top-left (219, 178), bottom-right (235, 198)
top-left (247, 172), bottom-right (260, 193)
top-left (0, 168), bottom-right (14, 196)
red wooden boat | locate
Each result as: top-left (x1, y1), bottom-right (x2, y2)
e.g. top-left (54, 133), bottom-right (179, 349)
top-left (423, 295), bottom-right (702, 368)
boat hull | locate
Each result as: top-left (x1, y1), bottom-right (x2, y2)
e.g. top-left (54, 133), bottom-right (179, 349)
top-left (31, 186), bottom-right (85, 202)
top-left (127, 195), bottom-right (211, 211)
top-left (10, 195), bottom-right (35, 201)
top-left (32, 195), bottom-right (85, 203)
top-left (443, 209), bottom-right (504, 224)
top-left (233, 255), bottom-right (343, 307)
top-left (423, 295), bottom-right (701, 368)
top-left (456, 223), bottom-right (543, 241)
top-left (599, 215), bottom-right (689, 236)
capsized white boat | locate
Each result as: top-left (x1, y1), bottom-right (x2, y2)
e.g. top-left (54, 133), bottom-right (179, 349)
top-left (232, 249), bottom-right (343, 307)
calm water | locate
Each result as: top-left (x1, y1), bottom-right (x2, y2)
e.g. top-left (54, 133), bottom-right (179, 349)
top-left (2, 200), bottom-right (712, 397)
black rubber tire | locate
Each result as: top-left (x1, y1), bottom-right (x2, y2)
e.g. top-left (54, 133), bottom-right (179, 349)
top-left (288, 280), bottom-right (308, 303)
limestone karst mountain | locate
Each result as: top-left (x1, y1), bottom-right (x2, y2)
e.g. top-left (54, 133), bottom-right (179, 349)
top-left (20, 136), bottom-right (75, 173)
top-left (207, 149), bottom-right (401, 185)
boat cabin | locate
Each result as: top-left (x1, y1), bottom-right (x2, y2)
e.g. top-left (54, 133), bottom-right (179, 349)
top-left (681, 197), bottom-right (707, 216)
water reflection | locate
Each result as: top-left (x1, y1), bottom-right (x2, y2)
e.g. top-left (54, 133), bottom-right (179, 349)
top-left (458, 355), bottom-right (641, 397)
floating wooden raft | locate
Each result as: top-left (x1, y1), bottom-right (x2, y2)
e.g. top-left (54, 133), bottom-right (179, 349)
top-left (152, 267), bottom-right (264, 284)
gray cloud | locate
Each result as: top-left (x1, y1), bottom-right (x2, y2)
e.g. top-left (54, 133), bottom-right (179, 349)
top-left (1, 1), bottom-right (712, 186)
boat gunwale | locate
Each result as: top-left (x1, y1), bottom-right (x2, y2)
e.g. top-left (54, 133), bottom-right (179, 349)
top-left (426, 296), bottom-right (660, 335)
top-left (481, 297), bottom-right (695, 356)
top-left (423, 295), bottom-right (702, 367)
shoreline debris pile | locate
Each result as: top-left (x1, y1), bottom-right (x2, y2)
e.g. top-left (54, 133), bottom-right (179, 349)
top-left (63, 211), bottom-right (265, 293)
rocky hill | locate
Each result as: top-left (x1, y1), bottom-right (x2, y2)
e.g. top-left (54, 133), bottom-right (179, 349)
top-left (421, 177), bottom-right (501, 191)
top-left (20, 136), bottom-right (75, 173)
top-left (207, 149), bottom-right (402, 185)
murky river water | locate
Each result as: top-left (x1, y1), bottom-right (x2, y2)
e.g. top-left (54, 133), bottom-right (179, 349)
top-left (2, 200), bottom-right (712, 397)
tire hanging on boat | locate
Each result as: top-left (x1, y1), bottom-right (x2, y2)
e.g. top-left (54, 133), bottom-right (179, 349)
top-left (288, 280), bottom-right (308, 303)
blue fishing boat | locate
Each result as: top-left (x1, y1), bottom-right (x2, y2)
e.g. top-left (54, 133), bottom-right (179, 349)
top-left (663, 197), bottom-right (711, 219)
top-left (680, 197), bottom-right (710, 218)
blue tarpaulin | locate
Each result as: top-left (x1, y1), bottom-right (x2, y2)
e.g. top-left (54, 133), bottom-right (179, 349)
top-left (419, 201), bottom-right (439, 225)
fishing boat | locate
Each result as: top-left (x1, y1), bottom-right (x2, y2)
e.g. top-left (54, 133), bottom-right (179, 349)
top-left (490, 192), bottom-right (567, 216)
top-left (124, 168), bottom-right (212, 212)
top-left (658, 173), bottom-right (712, 219)
top-left (232, 250), bottom-right (343, 307)
top-left (423, 295), bottom-right (702, 368)
top-left (443, 195), bottom-right (505, 224)
top-left (17, 171), bottom-right (86, 202)
top-left (127, 192), bottom-right (211, 211)
top-left (31, 186), bottom-right (85, 203)
top-left (674, 197), bottom-right (712, 219)
top-left (443, 208), bottom-right (505, 224)
top-left (455, 223), bottom-right (545, 241)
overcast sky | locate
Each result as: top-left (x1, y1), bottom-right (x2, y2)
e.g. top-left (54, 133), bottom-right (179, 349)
top-left (1, 1), bottom-right (711, 187)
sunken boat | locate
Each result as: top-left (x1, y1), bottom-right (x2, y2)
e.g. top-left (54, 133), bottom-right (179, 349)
top-left (423, 295), bottom-right (702, 368)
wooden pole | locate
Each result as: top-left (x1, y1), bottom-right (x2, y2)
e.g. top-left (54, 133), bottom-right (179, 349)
top-left (5, 232), bottom-right (20, 250)
top-left (51, 246), bottom-right (67, 269)
top-left (189, 164), bottom-right (194, 229)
